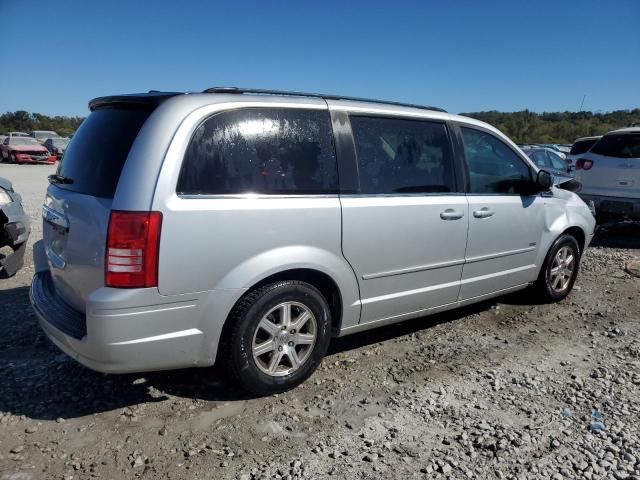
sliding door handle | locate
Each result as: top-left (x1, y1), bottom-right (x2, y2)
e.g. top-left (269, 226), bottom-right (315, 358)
top-left (440, 209), bottom-right (464, 220)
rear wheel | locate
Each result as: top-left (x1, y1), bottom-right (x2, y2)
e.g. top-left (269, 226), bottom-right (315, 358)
top-left (534, 234), bottom-right (581, 302)
top-left (222, 280), bottom-right (332, 395)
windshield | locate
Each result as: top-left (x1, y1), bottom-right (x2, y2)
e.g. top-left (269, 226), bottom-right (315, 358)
top-left (11, 137), bottom-right (40, 146)
top-left (52, 138), bottom-right (69, 146)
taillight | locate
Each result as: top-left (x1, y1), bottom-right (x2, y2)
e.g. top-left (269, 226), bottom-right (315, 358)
top-left (105, 211), bottom-right (162, 288)
top-left (575, 158), bottom-right (594, 170)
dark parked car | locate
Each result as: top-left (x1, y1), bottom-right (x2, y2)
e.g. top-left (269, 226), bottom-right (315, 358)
top-left (0, 177), bottom-right (30, 277)
top-left (44, 137), bottom-right (69, 159)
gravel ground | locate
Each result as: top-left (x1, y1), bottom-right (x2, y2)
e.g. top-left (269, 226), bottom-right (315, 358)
top-left (1, 163), bottom-right (639, 480)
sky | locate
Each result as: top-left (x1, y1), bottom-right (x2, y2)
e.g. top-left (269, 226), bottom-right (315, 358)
top-left (1, 0), bottom-right (639, 117)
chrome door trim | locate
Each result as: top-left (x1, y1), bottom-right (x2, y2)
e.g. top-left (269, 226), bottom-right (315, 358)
top-left (362, 258), bottom-right (466, 280)
top-left (464, 246), bottom-right (536, 264)
top-left (177, 193), bottom-right (339, 200)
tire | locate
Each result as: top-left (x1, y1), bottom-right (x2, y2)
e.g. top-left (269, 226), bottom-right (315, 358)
top-left (534, 234), bottom-right (581, 303)
top-left (9, 153), bottom-right (16, 164)
top-left (222, 280), bottom-right (332, 395)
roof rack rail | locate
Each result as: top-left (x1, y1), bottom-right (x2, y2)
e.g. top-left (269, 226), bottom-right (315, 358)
top-left (202, 86), bottom-right (447, 113)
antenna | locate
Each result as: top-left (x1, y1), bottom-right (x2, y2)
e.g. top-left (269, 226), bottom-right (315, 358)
top-left (578, 94), bottom-right (586, 112)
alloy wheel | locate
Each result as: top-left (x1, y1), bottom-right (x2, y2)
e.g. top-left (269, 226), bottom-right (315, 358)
top-left (251, 301), bottom-right (317, 377)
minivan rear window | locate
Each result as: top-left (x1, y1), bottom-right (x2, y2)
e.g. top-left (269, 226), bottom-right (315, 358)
top-left (569, 138), bottom-right (598, 155)
top-left (55, 108), bottom-right (151, 198)
top-left (590, 133), bottom-right (640, 159)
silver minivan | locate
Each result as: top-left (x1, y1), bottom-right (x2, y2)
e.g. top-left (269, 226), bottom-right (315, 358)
top-left (31, 88), bottom-right (596, 394)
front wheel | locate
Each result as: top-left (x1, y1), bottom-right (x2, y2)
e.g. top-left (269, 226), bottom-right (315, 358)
top-left (222, 280), bottom-right (332, 395)
top-left (534, 234), bottom-right (581, 302)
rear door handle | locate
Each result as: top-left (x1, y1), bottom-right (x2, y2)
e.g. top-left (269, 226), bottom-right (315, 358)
top-left (473, 207), bottom-right (494, 219)
top-left (440, 209), bottom-right (464, 220)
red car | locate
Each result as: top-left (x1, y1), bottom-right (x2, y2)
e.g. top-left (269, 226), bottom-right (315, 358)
top-left (1, 136), bottom-right (56, 164)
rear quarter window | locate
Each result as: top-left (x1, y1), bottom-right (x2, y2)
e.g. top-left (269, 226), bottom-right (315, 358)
top-left (569, 139), bottom-right (598, 155)
top-left (55, 108), bottom-right (151, 198)
top-left (177, 108), bottom-right (338, 195)
top-left (590, 134), bottom-right (640, 158)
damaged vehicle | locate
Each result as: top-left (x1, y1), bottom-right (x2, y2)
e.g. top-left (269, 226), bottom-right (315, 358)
top-left (0, 177), bottom-right (30, 277)
top-left (1, 136), bottom-right (56, 164)
top-left (31, 88), bottom-right (596, 395)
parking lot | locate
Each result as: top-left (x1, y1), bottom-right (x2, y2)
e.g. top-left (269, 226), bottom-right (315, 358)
top-left (1, 163), bottom-right (639, 480)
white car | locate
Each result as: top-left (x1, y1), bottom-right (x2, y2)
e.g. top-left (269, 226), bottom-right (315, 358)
top-left (574, 128), bottom-right (640, 220)
top-left (566, 136), bottom-right (601, 166)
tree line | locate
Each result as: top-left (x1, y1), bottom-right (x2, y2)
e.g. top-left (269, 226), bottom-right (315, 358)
top-left (0, 111), bottom-right (84, 137)
top-left (463, 109), bottom-right (640, 144)
top-left (1, 108), bottom-right (639, 144)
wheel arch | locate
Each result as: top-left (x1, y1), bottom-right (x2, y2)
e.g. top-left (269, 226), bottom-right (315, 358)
top-left (216, 267), bottom-right (346, 363)
top-left (561, 226), bottom-right (586, 254)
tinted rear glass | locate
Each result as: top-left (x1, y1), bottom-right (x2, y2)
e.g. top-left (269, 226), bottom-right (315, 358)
top-left (569, 139), bottom-right (598, 155)
top-left (55, 108), bottom-right (151, 198)
top-left (590, 134), bottom-right (640, 158)
top-left (177, 108), bottom-right (338, 195)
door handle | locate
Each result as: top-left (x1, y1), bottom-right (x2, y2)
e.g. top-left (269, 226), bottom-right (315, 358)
top-left (473, 207), bottom-right (494, 219)
top-left (440, 209), bottom-right (464, 220)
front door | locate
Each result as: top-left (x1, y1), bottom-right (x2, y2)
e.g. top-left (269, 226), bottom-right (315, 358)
top-left (457, 126), bottom-right (545, 300)
top-left (339, 114), bottom-right (469, 324)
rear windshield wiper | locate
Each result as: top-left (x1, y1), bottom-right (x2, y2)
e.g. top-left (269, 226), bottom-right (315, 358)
top-left (48, 174), bottom-right (74, 185)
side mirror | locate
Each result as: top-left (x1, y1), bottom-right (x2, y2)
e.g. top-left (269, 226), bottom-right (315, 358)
top-left (536, 169), bottom-right (553, 191)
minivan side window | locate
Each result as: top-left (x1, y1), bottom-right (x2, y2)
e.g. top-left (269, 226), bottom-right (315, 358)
top-left (460, 127), bottom-right (532, 194)
top-left (177, 108), bottom-right (338, 195)
top-left (349, 116), bottom-right (456, 194)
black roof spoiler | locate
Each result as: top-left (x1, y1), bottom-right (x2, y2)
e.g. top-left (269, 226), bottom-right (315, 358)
top-left (202, 86), bottom-right (447, 113)
top-left (88, 92), bottom-right (182, 111)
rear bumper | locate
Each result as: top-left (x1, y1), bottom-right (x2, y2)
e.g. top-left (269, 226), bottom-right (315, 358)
top-left (16, 157), bottom-right (56, 164)
top-left (579, 193), bottom-right (640, 220)
top-left (29, 245), bottom-right (235, 373)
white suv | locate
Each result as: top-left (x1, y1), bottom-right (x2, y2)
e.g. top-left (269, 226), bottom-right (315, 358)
top-left (574, 127), bottom-right (640, 220)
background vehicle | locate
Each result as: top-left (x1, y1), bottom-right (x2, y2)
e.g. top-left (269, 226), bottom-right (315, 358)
top-left (0, 177), bottom-right (30, 277)
top-left (574, 127), bottom-right (640, 220)
top-left (1, 135), bottom-right (55, 164)
top-left (536, 144), bottom-right (567, 159)
top-left (43, 137), bottom-right (69, 159)
top-left (31, 89), bottom-right (595, 395)
top-left (31, 130), bottom-right (59, 144)
top-left (566, 136), bottom-right (601, 165)
top-left (521, 146), bottom-right (572, 177)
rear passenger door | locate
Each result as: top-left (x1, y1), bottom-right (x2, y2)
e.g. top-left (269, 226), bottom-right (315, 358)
top-left (334, 110), bottom-right (469, 325)
top-left (457, 126), bottom-right (545, 301)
